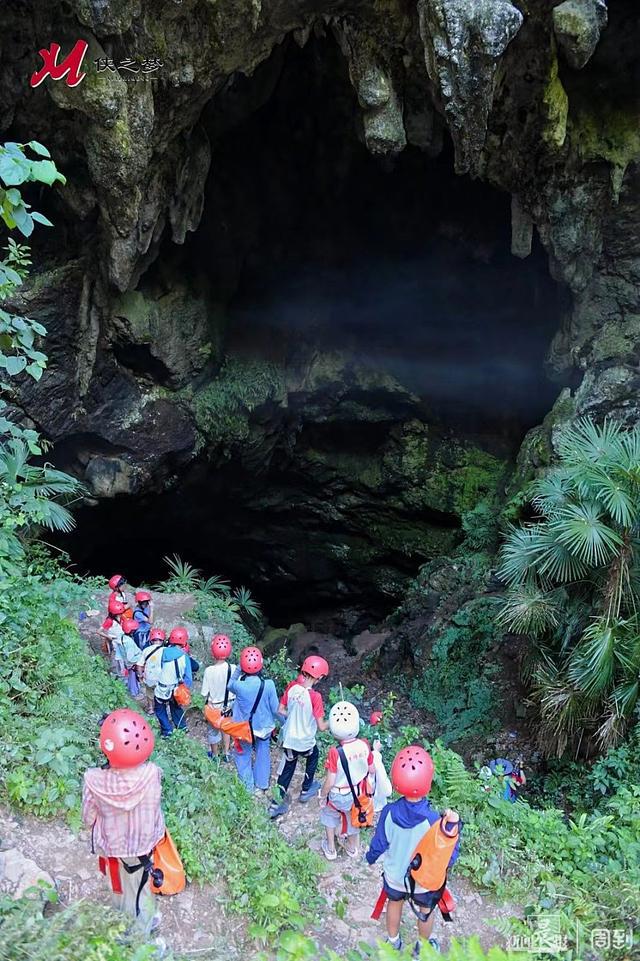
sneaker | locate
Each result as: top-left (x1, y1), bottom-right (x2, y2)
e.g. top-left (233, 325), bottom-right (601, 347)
top-left (299, 781), bottom-right (321, 803)
top-left (427, 939), bottom-right (441, 954)
top-left (268, 796), bottom-right (290, 819)
top-left (222, 753), bottom-right (231, 763)
top-left (385, 936), bottom-right (403, 951)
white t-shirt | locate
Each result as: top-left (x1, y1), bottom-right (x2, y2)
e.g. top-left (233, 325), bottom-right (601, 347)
top-left (201, 662), bottom-right (237, 709)
top-left (281, 683), bottom-right (317, 753)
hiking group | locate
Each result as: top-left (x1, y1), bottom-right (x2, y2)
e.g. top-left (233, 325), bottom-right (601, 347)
top-left (87, 574), bottom-right (465, 956)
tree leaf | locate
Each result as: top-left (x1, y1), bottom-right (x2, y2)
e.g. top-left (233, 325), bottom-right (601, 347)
top-left (28, 140), bottom-right (51, 158)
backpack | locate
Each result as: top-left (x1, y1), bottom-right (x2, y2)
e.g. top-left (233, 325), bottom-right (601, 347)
top-left (133, 621), bottom-right (151, 650)
top-left (338, 745), bottom-right (374, 828)
top-left (405, 814), bottom-right (460, 912)
top-left (142, 644), bottom-right (164, 687)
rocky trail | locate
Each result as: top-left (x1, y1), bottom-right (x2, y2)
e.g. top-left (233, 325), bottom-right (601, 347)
top-left (0, 590), bottom-right (519, 957)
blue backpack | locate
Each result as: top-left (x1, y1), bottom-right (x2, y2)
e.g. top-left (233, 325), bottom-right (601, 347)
top-left (132, 610), bottom-right (152, 650)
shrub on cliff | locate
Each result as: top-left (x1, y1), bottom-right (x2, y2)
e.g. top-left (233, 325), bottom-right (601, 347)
top-left (498, 417), bottom-right (640, 755)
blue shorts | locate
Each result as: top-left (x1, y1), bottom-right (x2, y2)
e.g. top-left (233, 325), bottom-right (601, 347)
top-left (383, 877), bottom-right (442, 912)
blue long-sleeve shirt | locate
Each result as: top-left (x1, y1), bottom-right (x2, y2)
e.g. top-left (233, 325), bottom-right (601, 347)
top-left (228, 669), bottom-right (279, 738)
top-left (366, 796), bottom-right (460, 892)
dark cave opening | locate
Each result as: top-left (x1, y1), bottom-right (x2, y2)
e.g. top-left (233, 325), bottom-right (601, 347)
top-left (57, 33), bottom-right (566, 629)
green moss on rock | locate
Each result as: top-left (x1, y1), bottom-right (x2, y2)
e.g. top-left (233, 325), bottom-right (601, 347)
top-left (191, 354), bottom-right (285, 454)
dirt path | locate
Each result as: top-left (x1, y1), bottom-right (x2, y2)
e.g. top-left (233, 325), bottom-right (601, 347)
top-left (0, 590), bottom-right (519, 957)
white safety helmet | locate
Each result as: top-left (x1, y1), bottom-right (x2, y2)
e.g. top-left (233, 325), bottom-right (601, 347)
top-left (329, 700), bottom-right (360, 740)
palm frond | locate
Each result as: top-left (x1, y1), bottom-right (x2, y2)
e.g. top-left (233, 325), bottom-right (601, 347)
top-left (556, 417), bottom-right (625, 468)
top-left (232, 586), bottom-right (261, 620)
top-left (497, 525), bottom-right (548, 585)
top-left (536, 529), bottom-right (590, 583)
top-left (552, 503), bottom-right (622, 567)
top-left (35, 499), bottom-right (76, 533)
top-left (530, 470), bottom-right (575, 516)
top-left (497, 585), bottom-right (562, 635)
top-left (566, 620), bottom-right (616, 698)
top-left (201, 574), bottom-right (231, 596)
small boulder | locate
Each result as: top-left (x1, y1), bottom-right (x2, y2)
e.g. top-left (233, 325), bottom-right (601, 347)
top-left (0, 848), bottom-right (55, 899)
top-left (553, 0), bottom-right (608, 70)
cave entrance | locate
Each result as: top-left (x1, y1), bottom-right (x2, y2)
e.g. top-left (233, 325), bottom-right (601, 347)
top-left (59, 32), bottom-right (563, 631)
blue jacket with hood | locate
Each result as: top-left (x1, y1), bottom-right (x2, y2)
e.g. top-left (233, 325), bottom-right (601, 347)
top-left (366, 796), bottom-right (460, 893)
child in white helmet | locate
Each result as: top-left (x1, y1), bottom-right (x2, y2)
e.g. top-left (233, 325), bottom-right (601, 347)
top-left (318, 700), bottom-right (374, 860)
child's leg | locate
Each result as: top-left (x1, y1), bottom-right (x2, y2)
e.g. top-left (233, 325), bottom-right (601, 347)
top-left (222, 732), bottom-right (231, 757)
top-left (275, 751), bottom-right (298, 799)
top-left (386, 899), bottom-right (404, 940)
top-left (324, 825), bottom-right (337, 854)
top-left (234, 742), bottom-right (255, 791)
top-left (154, 698), bottom-right (173, 737)
top-left (207, 726), bottom-right (222, 757)
top-left (301, 745), bottom-right (320, 792)
top-left (253, 736), bottom-right (271, 790)
top-left (417, 911), bottom-right (436, 942)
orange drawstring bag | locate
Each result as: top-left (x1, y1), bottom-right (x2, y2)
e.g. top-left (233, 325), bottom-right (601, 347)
top-left (151, 830), bottom-right (186, 896)
top-left (408, 814), bottom-right (460, 892)
top-left (204, 704), bottom-right (252, 751)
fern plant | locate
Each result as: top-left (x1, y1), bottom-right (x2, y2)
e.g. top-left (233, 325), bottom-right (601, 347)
top-left (498, 418), bottom-right (640, 754)
top-left (0, 440), bottom-right (83, 574)
top-left (155, 554), bottom-right (203, 592)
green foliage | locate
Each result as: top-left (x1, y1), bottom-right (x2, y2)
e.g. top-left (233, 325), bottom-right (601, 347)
top-left (409, 598), bottom-right (503, 744)
top-left (497, 418), bottom-right (640, 753)
top-left (0, 140), bottom-right (83, 575)
top-left (155, 554), bottom-right (261, 640)
top-left (0, 892), bottom-right (155, 961)
top-left (190, 355), bottom-right (284, 455)
top-left (423, 740), bottom-right (640, 958)
top-left (264, 645), bottom-right (297, 691)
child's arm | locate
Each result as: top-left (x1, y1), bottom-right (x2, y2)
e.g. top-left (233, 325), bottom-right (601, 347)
top-left (365, 807), bottom-right (391, 864)
top-left (316, 717), bottom-right (329, 732)
top-left (319, 770), bottom-right (336, 799)
top-left (81, 781), bottom-right (98, 829)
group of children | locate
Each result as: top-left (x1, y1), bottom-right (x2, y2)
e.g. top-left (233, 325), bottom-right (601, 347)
top-left (93, 574), bottom-right (462, 955)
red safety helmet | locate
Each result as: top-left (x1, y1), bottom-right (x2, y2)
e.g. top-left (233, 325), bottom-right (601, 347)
top-left (108, 574), bottom-right (126, 590)
top-left (108, 597), bottom-right (126, 616)
top-left (240, 646), bottom-right (263, 675)
top-left (121, 617), bottom-right (139, 635)
top-left (391, 745), bottom-right (434, 798)
top-left (211, 634), bottom-right (232, 659)
top-left (149, 627), bottom-right (166, 642)
top-left (169, 626), bottom-right (189, 648)
top-left (135, 590), bottom-right (152, 603)
top-left (99, 708), bottom-right (154, 768)
top-left (301, 655), bottom-right (329, 679)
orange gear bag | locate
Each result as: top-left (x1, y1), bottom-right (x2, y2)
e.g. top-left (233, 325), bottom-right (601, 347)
top-left (204, 704), bottom-right (252, 746)
top-left (408, 814), bottom-right (460, 892)
top-left (151, 829), bottom-right (186, 896)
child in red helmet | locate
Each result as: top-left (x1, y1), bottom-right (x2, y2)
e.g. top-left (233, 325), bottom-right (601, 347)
top-left (269, 654), bottom-right (330, 819)
top-left (201, 634), bottom-right (237, 762)
top-left (227, 646), bottom-right (279, 794)
top-left (138, 628), bottom-right (166, 716)
top-left (365, 745), bottom-right (460, 954)
top-left (82, 709), bottom-right (165, 934)
top-left (108, 574), bottom-right (132, 618)
top-left (152, 627), bottom-right (193, 737)
top-left (99, 598), bottom-right (127, 676)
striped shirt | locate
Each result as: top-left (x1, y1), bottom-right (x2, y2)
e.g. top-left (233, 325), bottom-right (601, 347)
top-left (82, 762), bottom-right (165, 857)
